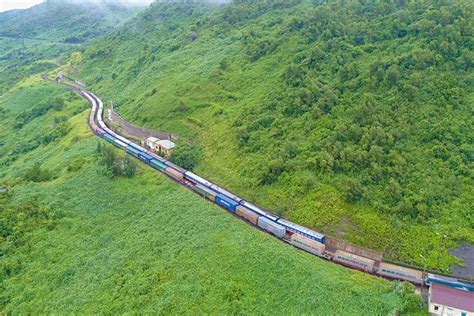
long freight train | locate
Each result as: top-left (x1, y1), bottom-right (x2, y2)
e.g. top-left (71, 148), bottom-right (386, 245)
top-left (81, 87), bottom-right (474, 293)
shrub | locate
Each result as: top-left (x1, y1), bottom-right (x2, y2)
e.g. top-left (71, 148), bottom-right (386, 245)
top-left (96, 142), bottom-right (137, 178)
top-left (170, 144), bottom-right (200, 170)
top-left (24, 163), bottom-right (53, 182)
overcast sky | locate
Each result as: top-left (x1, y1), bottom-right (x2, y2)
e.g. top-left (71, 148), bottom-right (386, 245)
top-left (0, 0), bottom-right (158, 13)
top-left (0, 0), bottom-right (44, 13)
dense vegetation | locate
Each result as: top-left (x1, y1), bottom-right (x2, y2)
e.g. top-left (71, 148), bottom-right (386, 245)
top-left (0, 77), bottom-right (423, 313)
top-left (0, 0), bottom-right (139, 42)
top-left (0, 0), bottom-right (141, 93)
top-left (96, 141), bottom-right (138, 178)
top-left (78, 0), bottom-right (473, 272)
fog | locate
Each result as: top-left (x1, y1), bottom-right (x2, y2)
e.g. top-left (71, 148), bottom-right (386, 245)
top-left (60, 0), bottom-right (154, 7)
top-left (0, 0), bottom-right (233, 13)
top-left (59, 0), bottom-right (232, 7)
top-left (0, 0), bottom-right (44, 13)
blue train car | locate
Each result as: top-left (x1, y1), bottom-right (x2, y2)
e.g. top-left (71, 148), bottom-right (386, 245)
top-left (425, 274), bottom-right (474, 292)
top-left (215, 194), bottom-right (239, 212)
top-left (138, 151), bottom-right (153, 164)
top-left (126, 146), bottom-right (141, 158)
top-left (276, 218), bottom-right (326, 243)
top-left (184, 171), bottom-right (242, 203)
top-left (128, 142), bottom-right (143, 152)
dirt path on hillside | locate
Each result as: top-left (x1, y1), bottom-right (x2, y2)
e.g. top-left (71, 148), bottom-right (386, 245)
top-left (108, 104), bottom-right (178, 141)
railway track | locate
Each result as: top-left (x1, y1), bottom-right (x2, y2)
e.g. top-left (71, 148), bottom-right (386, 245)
top-left (44, 74), bottom-right (474, 294)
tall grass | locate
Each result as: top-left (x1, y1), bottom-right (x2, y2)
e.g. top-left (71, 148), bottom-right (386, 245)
top-left (0, 78), bottom-right (424, 314)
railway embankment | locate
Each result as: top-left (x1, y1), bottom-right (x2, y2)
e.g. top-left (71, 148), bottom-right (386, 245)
top-left (108, 103), bottom-right (178, 142)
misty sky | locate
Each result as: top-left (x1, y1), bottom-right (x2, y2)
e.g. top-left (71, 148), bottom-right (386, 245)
top-left (0, 0), bottom-right (155, 13)
top-left (0, 0), bottom-right (44, 13)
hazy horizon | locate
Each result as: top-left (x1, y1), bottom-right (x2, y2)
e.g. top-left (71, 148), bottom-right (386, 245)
top-left (0, 0), bottom-right (44, 13)
top-left (0, 0), bottom-right (156, 13)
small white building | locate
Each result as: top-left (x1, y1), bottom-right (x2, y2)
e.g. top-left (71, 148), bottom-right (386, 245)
top-left (156, 140), bottom-right (175, 156)
top-left (429, 283), bottom-right (474, 316)
top-left (146, 137), bottom-right (160, 150)
top-left (145, 137), bottom-right (175, 156)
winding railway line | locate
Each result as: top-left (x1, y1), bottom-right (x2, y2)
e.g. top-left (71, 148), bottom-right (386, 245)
top-left (47, 75), bottom-right (474, 293)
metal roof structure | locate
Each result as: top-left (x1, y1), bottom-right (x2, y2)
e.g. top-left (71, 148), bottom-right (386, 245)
top-left (277, 218), bottom-right (325, 240)
top-left (146, 136), bottom-right (160, 143)
top-left (431, 283), bottom-right (474, 312)
top-left (157, 139), bottom-right (175, 150)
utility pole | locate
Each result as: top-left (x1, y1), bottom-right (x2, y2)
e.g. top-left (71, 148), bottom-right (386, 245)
top-left (437, 234), bottom-right (447, 271)
top-left (419, 254), bottom-right (427, 275)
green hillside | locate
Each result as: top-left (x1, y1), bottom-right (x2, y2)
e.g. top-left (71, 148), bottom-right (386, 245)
top-left (0, 77), bottom-right (423, 314)
top-left (0, 0), bottom-right (142, 93)
top-left (0, 0), bottom-right (140, 42)
top-left (77, 0), bottom-right (474, 272)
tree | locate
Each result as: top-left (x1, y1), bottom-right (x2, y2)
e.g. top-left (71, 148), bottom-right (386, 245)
top-left (385, 65), bottom-right (400, 86)
top-left (122, 156), bottom-right (137, 178)
top-left (344, 178), bottom-right (365, 202)
top-left (260, 158), bottom-right (285, 185)
top-left (170, 144), bottom-right (200, 170)
top-left (24, 163), bottom-right (53, 182)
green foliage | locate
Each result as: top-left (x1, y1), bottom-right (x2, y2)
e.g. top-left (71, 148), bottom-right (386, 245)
top-left (79, 0), bottom-right (473, 271)
top-left (14, 102), bottom-right (51, 129)
top-left (344, 178), bottom-right (365, 203)
top-left (0, 1), bottom-right (139, 43)
top-left (96, 142), bottom-right (137, 178)
top-left (393, 282), bottom-right (425, 315)
top-left (170, 143), bottom-right (201, 171)
top-left (0, 1), bottom-right (141, 93)
top-left (0, 77), bottom-right (423, 314)
top-left (23, 163), bottom-right (53, 182)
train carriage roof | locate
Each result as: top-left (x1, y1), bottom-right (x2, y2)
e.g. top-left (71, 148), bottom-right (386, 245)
top-left (277, 218), bottom-right (325, 239)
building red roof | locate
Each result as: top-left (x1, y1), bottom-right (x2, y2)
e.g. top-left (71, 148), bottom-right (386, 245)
top-left (431, 283), bottom-right (474, 312)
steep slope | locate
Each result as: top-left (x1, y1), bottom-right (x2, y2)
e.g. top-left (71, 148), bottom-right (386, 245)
top-left (0, 0), bottom-right (140, 43)
top-left (0, 2), bottom-right (428, 313)
top-left (78, 0), bottom-right (473, 272)
top-left (0, 0), bottom-right (143, 93)
top-left (0, 76), bottom-right (423, 313)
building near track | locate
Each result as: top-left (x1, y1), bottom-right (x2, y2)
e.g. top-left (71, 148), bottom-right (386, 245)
top-left (146, 137), bottom-right (160, 150)
top-left (428, 283), bottom-right (474, 316)
top-left (146, 137), bottom-right (175, 156)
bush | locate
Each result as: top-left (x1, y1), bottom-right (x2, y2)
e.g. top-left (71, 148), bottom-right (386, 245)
top-left (170, 144), bottom-right (200, 170)
top-left (67, 158), bottom-right (86, 172)
top-left (344, 178), bottom-right (365, 202)
top-left (24, 163), bottom-right (53, 182)
top-left (96, 142), bottom-right (137, 178)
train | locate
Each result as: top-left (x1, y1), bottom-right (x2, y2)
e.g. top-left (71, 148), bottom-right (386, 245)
top-left (80, 86), bottom-right (474, 292)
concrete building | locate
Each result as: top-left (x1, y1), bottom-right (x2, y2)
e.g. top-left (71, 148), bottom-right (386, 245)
top-left (156, 140), bottom-right (175, 156)
top-left (429, 283), bottom-right (474, 316)
top-left (146, 137), bottom-right (160, 150)
top-left (145, 137), bottom-right (175, 156)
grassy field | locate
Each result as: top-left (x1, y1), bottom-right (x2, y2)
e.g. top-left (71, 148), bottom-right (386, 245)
top-left (0, 77), bottom-right (425, 314)
top-left (77, 0), bottom-right (474, 272)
